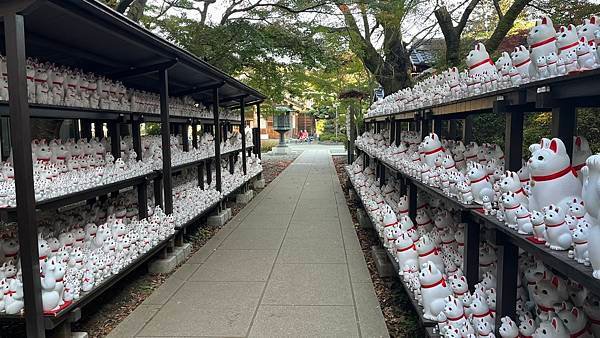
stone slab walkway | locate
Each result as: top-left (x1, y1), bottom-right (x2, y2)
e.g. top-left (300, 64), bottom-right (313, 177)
top-left (108, 147), bottom-right (389, 338)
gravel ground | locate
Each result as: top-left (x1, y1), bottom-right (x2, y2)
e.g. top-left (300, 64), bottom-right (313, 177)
top-left (332, 156), bottom-right (423, 338)
top-left (61, 155), bottom-right (297, 338)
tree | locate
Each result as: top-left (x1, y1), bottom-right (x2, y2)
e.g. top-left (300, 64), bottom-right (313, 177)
top-left (335, 1), bottom-right (415, 93)
top-left (435, 0), bottom-right (533, 67)
top-left (108, 1), bottom-right (438, 95)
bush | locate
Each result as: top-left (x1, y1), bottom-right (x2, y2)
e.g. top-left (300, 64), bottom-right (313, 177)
top-left (319, 132), bottom-right (346, 143)
top-left (261, 139), bottom-right (278, 153)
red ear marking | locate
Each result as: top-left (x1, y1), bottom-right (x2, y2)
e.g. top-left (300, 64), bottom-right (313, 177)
top-left (428, 264), bottom-right (432, 272)
top-left (560, 26), bottom-right (565, 33)
top-left (551, 276), bottom-right (560, 288)
top-left (592, 16), bottom-right (597, 25)
top-left (551, 318), bottom-right (558, 330)
top-left (581, 37), bottom-right (586, 42)
top-left (572, 307), bottom-right (579, 317)
top-left (542, 17), bottom-right (548, 25)
top-left (590, 41), bottom-right (595, 46)
top-left (576, 137), bottom-right (582, 148)
top-left (550, 140), bottom-right (558, 153)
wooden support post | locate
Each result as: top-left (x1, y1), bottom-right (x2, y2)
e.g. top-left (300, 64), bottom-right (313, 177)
top-left (4, 14), bottom-right (45, 338)
top-left (206, 159), bottom-right (212, 186)
top-left (198, 163), bottom-right (204, 189)
top-left (395, 120), bottom-right (402, 146)
top-left (449, 120), bottom-right (458, 140)
top-left (131, 117), bottom-right (148, 219)
top-left (496, 233), bottom-right (518, 329)
top-left (81, 119), bottom-right (92, 140)
top-left (240, 97), bottom-right (247, 175)
top-left (420, 118), bottom-right (431, 141)
top-left (407, 181), bottom-right (417, 220)
top-left (348, 105), bottom-right (356, 163)
top-left (153, 177), bottom-right (163, 208)
top-left (192, 122), bottom-right (198, 148)
top-left (182, 122), bottom-right (190, 152)
top-left (109, 120), bottom-right (121, 158)
top-left (229, 153), bottom-right (234, 174)
top-left (505, 110), bottom-right (524, 172)
top-left (256, 103), bottom-right (262, 159)
top-left (389, 118), bottom-right (395, 145)
top-left (463, 215), bottom-right (480, 290)
top-left (95, 121), bottom-right (105, 138)
top-left (552, 102), bottom-right (576, 160)
top-left (433, 118), bottom-right (442, 136)
top-left (463, 115), bottom-right (473, 142)
top-left (159, 68), bottom-right (173, 214)
top-left (213, 88), bottom-right (222, 192)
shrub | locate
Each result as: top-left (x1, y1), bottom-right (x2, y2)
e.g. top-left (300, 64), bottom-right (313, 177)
top-left (261, 139), bottom-right (278, 153)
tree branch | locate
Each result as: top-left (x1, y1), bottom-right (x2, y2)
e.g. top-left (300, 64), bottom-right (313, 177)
top-left (360, 4), bottom-right (371, 40)
top-left (485, 0), bottom-right (532, 53)
top-left (115, 0), bottom-right (135, 14)
top-left (492, 0), bottom-right (504, 20)
top-left (456, 0), bottom-right (482, 34)
top-left (335, 2), bottom-right (384, 78)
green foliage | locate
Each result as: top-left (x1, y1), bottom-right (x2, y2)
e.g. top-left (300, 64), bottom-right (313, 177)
top-left (319, 132), bottom-right (346, 143)
top-left (530, 0), bottom-right (600, 26)
top-left (472, 114), bottom-right (505, 147)
top-left (142, 123), bottom-right (161, 136)
top-left (261, 139), bottom-right (278, 153)
top-left (577, 108), bottom-right (600, 153)
top-left (141, 3), bottom-right (372, 117)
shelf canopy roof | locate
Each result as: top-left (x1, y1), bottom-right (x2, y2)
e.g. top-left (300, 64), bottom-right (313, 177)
top-left (0, 0), bottom-right (266, 109)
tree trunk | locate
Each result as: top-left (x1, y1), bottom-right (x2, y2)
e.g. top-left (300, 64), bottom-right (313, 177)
top-left (445, 34), bottom-right (461, 68)
top-left (435, 7), bottom-right (461, 67)
top-left (126, 0), bottom-right (147, 22)
top-left (377, 38), bottom-right (412, 93)
top-left (485, 0), bottom-right (532, 54)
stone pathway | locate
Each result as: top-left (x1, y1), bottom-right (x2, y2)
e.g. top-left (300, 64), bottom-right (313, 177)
top-left (108, 147), bottom-right (389, 338)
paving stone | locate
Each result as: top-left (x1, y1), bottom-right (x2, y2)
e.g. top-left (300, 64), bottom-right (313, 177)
top-left (241, 211), bottom-right (292, 227)
top-left (284, 223), bottom-right (342, 240)
top-left (353, 282), bottom-right (390, 338)
top-left (142, 278), bottom-right (185, 305)
top-left (277, 237), bottom-right (346, 264)
top-left (291, 212), bottom-right (339, 223)
top-left (116, 147), bottom-right (387, 338)
top-left (249, 305), bottom-right (359, 338)
top-left (347, 252), bottom-right (373, 283)
top-left (219, 228), bottom-right (286, 250)
top-left (106, 305), bottom-right (160, 338)
top-left (189, 249), bottom-right (277, 282)
top-left (170, 263), bottom-right (200, 281)
top-left (262, 263), bottom-right (353, 305)
top-left (137, 281), bottom-right (264, 337)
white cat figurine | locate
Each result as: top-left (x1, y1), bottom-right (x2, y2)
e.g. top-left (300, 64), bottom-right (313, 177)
top-left (528, 138), bottom-right (582, 212)
top-left (419, 261), bottom-right (452, 321)
top-left (527, 16), bottom-right (558, 80)
top-left (543, 204), bottom-right (572, 250)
